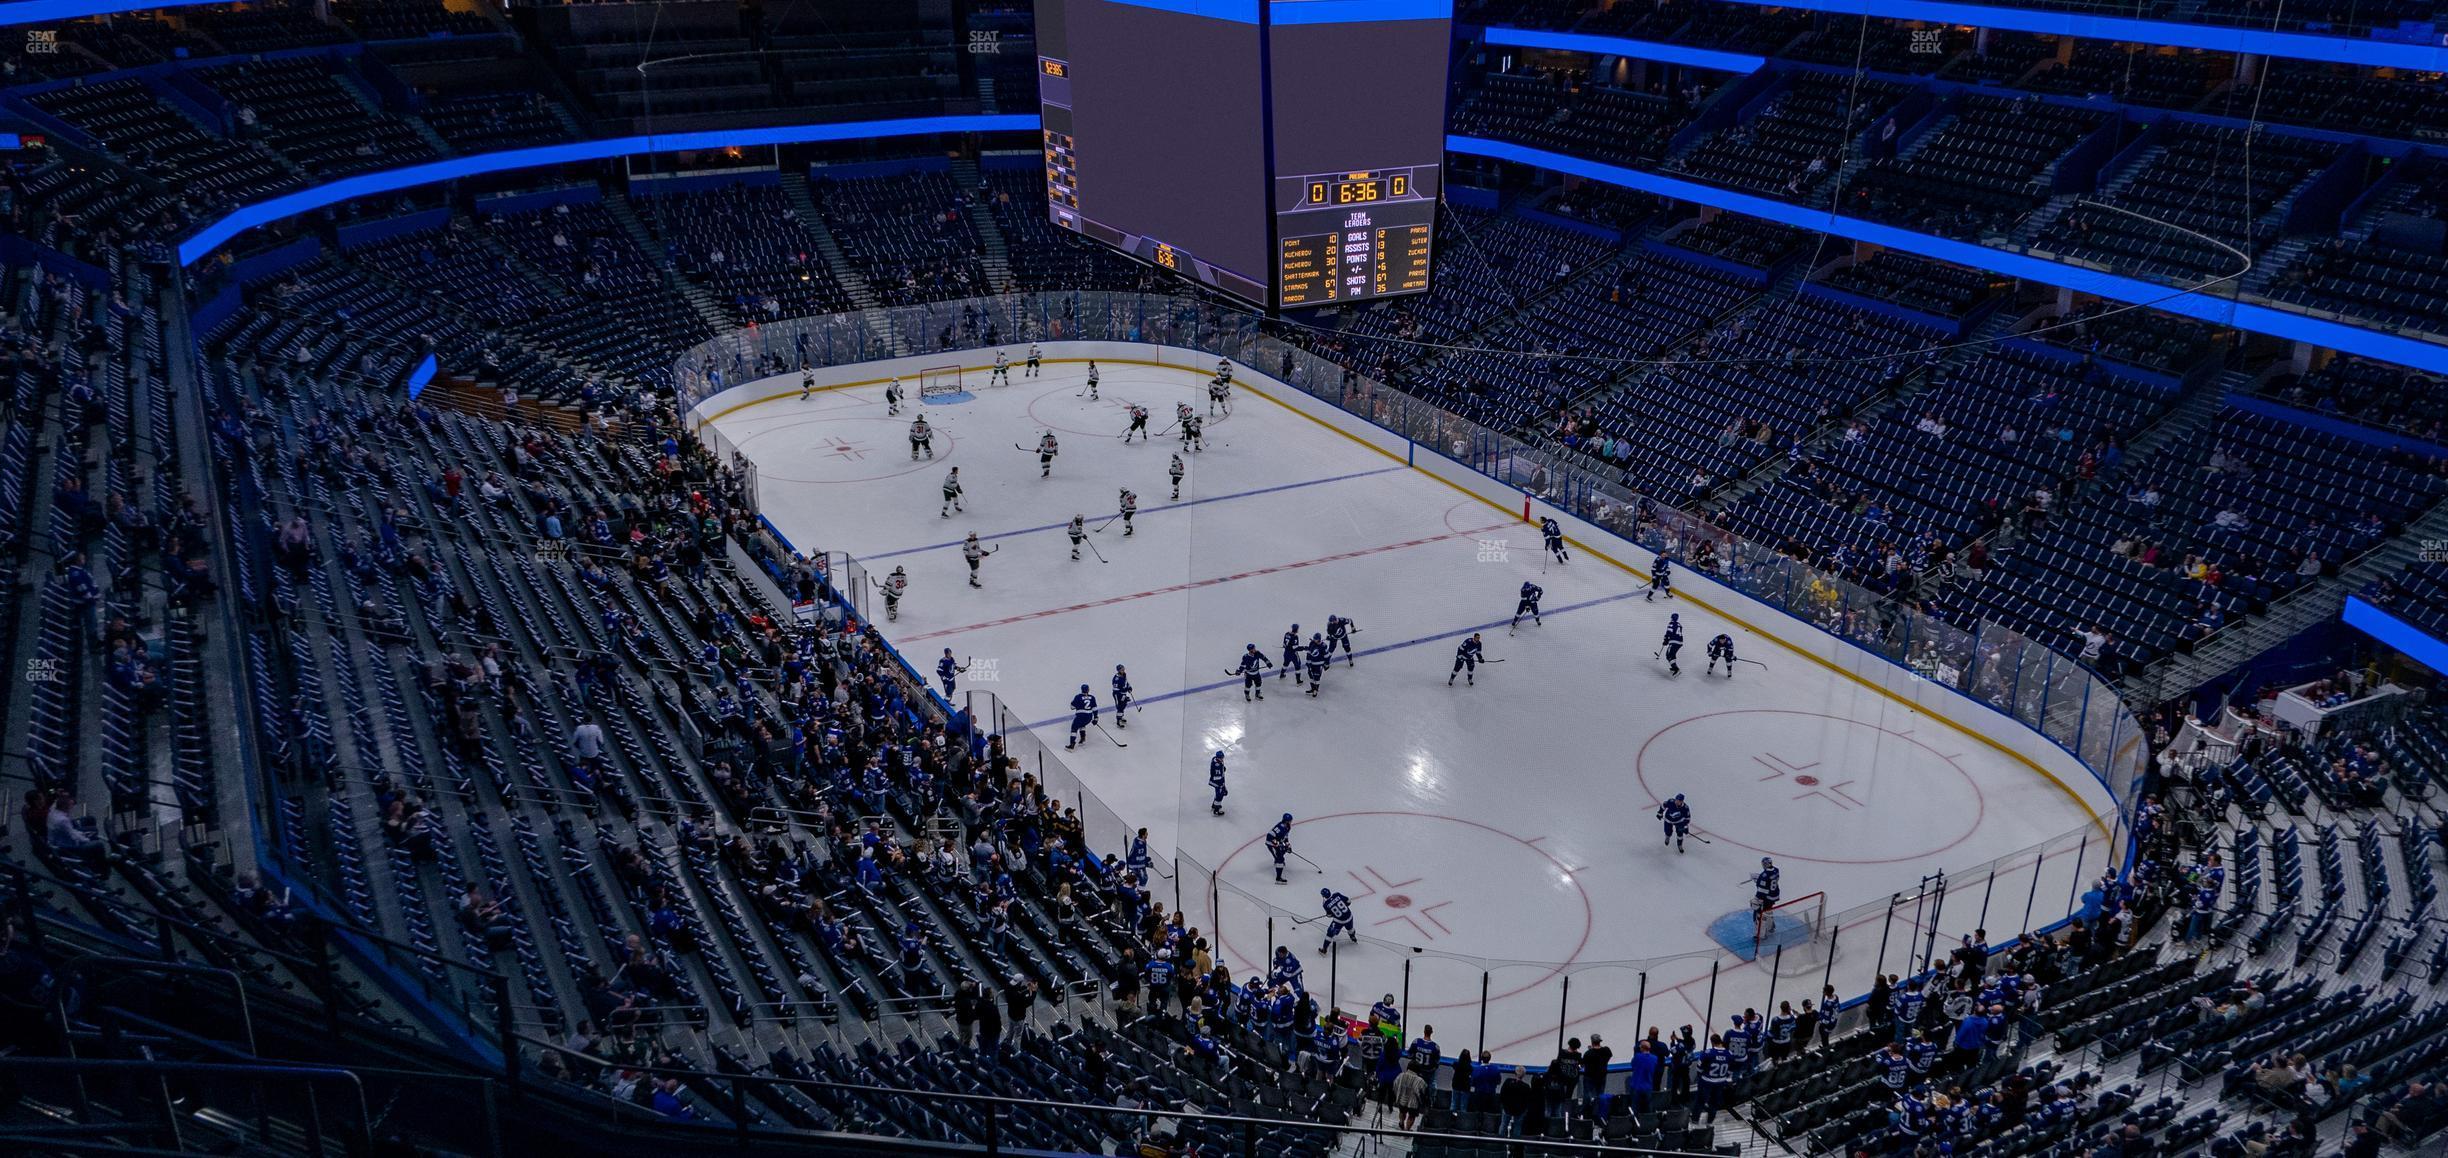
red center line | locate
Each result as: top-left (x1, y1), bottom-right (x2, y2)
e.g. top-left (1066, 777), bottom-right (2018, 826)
top-left (901, 519), bottom-right (1516, 643)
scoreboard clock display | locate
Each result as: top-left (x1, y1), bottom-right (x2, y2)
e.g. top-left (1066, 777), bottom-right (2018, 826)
top-left (1034, 0), bottom-right (1451, 312)
top-left (1275, 165), bottom-right (1438, 308)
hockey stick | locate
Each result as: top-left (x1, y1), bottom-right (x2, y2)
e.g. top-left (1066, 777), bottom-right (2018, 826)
top-left (1738, 658), bottom-right (1770, 670)
top-left (1092, 512), bottom-right (1123, 532)
top-left (1081, 536), bottom-right (1108, 564)
top-left (1290, 849), bottom-right (1326, 874)
top-left (1093, 721), bottom-right (1128, 748)
top-left (1479, 657), bottom-right (1506, 664)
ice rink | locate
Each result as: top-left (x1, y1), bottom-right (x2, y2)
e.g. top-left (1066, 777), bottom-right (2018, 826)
top-left (707, 350), bottom-right (2113, 1059)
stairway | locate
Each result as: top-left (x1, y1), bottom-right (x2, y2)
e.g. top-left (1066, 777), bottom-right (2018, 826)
top-left (2240, 235), bottom-right (2318, 296)
top-left (2114, 367), bottom-right (2239, 480)
top-left (783, 169), bottom-right (880, 309)
top-left (603, 191), bottom-right (733, 332)
top-left (952, 156), bottom-right (1014, 293)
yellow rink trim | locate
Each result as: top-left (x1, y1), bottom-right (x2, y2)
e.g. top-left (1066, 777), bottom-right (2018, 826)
top-left (705, 353), bottom-right (2114, 839)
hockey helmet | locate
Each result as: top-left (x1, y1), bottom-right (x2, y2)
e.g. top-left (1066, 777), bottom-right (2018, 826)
top-left (1079, 684), bottom-right (1091, 693)
top-left (1281, 812), bottom-right (1294, 822)
top-left (1320, 888), bottom-right (1333, 898)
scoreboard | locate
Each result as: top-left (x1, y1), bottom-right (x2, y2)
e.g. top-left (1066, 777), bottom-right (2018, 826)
top-left (1275, 166), bottom-right (1438, 307)
top-left (1034, 0), bottom-right (1451, 312)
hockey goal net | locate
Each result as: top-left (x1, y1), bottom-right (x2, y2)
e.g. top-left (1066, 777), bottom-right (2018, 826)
top-left (918, 364), bottom-right (964, 398)
top-left (1710, 891), bottom-right (1827, 972)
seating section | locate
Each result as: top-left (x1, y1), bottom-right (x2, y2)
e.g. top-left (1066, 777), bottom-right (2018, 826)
top-left (1730, 343), bottom-right (2172, 592)
top-left (25, 78), bottom-right (298, 235)
top-left (810, 171), bottom-right (990, 306)
top-left (2024, 42), bottom-right (2223, 109)
top-left (2228, 60), bottom-right (2448, 140)
top-left (2264, 156), bottom-right (2448, 338)
top-left (417, 89), bottom-right (578, 153)
top-left (980, 169), bottom-right (1155, 294)
top-left (1821, 251), bottom-right (2006, 321)
top-left (1851, 95), bottom-right (2110, 240)
top-left (2021, 302), bottom-right (2223, 378)
top-left (2040, 123), bottom-right (2343, 282)
top-left (200, 58), bottom-right (440, 178)
top-left (1946, 407), bottom-right (2448, 667)
top-left (1449, 69), bottom-right (1699, 169)
top-left (1672, 73), bottom-right (1912, 198)
top-left (1564, 293), bottom-right (1933, 504)
top-left (2256, 357), bottom-right (2448, 441)
top-left (635, 184), bottom-right (855, 325)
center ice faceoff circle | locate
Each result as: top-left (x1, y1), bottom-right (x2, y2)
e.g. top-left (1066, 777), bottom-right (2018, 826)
top-left (1635, 710), bottom-right (1983, 864)
top-left (1212, 811), bottom-right (1593, 1008)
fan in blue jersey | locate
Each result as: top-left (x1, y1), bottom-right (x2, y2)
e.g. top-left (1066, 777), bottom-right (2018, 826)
top-left (936, 648), bottom-right (968, 697)
top-left (1267, 813), bottom-right (1295, 883)
top-left (1659, 614), bottom-right (1685, 676)
top-left (1064, 684), bottom-right (1098, 750)
top-left (1303, 634), bottom-right (1330, 695)
top-left (1646, 556), bottom-right (1674, 602)
top-left (1110, 664), bottom-right (1134, 728)
top-left (1656, 793), bottom-right (1692, 853)
top-left (1693, 1034), bottom-right (1735, 1123)
top-left (1208, 751), bottom-right (1230, 815)
top-left (1448, 632), bottom-right (1485, 686)
top-left (1325, 615), bottom-right (1357, 665)
top-left (1280, 625), bottom-right (1304, 683)
top-left (1233, 644), bottom-right (1275, 701)
top-left (1511, 580), bottom-right (1544, 629)
top-left (1318, 888), bottom-right (1357, 953)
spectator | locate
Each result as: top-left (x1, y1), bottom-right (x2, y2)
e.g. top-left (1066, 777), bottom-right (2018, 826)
top-left (1497, 1066), bottom-right (1533, 1136)
top-left (1392, 1062), bottom-right (1427, 1130)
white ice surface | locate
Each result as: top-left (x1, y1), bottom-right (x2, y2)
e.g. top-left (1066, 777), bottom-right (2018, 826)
top-left (712, 357), bottom-right (2108, 1060)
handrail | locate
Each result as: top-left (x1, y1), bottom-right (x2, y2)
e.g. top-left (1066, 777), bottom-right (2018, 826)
top-left (69, 956), bottom-right (258, 1058)
top-left (0, 1056), bottom-right (375, 1156)
top-left (512, 1031), bottom-right (1698, 1157)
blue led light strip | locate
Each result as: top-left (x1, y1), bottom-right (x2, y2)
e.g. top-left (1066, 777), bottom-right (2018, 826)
top-left (2344, 595), bottom-right (2448, 676)
top-left (1446, 134), bottom-right (2448, 376)
top-left (1487, 0), bottom-right (2448, 71)
top-left (1479, 27), bottom-right (1766, 74)
top-left (176, 114), bottom-right (1039, 265)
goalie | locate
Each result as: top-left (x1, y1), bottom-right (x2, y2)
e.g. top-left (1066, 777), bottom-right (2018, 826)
top-left (1751, 857), bottom-right (1783, 947)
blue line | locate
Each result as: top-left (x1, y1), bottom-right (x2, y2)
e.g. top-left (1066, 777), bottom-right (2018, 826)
top-left (867, 465), bottom-right (1406, 561)
top-left (1017, 588), bottom-right (1647, 730)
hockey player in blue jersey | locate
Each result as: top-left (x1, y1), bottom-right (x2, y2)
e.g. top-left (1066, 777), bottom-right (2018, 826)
top-left (936, 648), bottom-right (967, 697)
top-left (1656, 793), bottom-right (1692, 853)
top-left (1705, 633), bottom-right (1738, 677)
top-left (1208, 751), bottom-right (1229, 814)
top-left (1110, 664), bottom-right (1134, 728)
top-left (1233, 644), bottom-right (1274, 701)
top-left (1127, 828), bottom-right (1153, 879)
top-left (1270, 945), bottom-right (1305, 992)
top-left (1318, 888), bottom-right (1357, 953)
top-left (1064, 684), bottom-right (1098, 750)
top-left (1751, 856), bottom-right (1783, 946)
top-left (1302, 633), bottom-right (1330, 696)
top-left (1267, 813), bottom-right (1295, 883)
top-left (1280, 624), bottom-right (1303, 683)
top-left (1646, 556), bottom-right (1674, 602)
top-left (1540, 515), bottom-right (1569, 563)
top-left (1659, 614), bottom-right (1685, 676)
top-left (1448, 632), bottom-right (1486, 686)
top-left (1511, 580), bottom-right (1544, 629)
top-left (1325, 615), bottom-right (1357, 666)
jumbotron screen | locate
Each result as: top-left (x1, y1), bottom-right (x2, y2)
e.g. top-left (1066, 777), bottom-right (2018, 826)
top-left (1034, 0), bottom-right (1451, 311)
